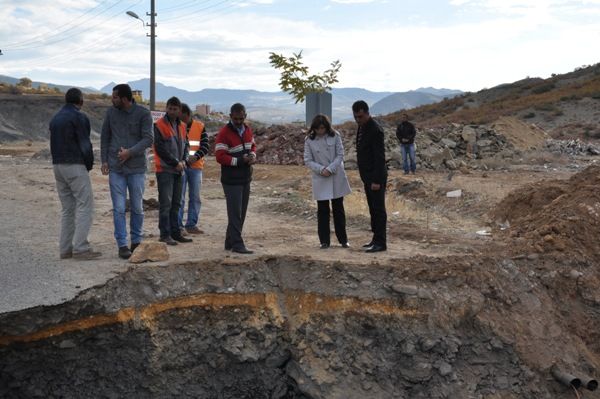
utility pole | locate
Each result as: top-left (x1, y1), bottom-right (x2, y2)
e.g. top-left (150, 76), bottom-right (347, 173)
top-left (148, 0), bottom-right (156, 111)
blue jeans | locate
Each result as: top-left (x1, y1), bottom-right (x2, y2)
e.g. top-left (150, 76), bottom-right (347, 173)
top-left (179, 168), bottom-right (203, 229)
top-left (109, 171), bottom-right (146, 248)
top-left (400, 143), bottom-right (416, 173)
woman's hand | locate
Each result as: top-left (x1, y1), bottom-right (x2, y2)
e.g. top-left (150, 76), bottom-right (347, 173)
top-left (320, 168), bottom-right (332, 177)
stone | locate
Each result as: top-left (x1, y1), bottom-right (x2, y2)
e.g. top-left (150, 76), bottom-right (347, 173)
top-left (477, 139), bottom-right (493, 147)
top-left (129, 241), bottom-right (169, 264)
top-left (390, 284), bottom-right (418, 296)
top-left (441, 138), bottom-right (457, 149)
top-left (437, 361), bottom-right (453, 377)
top-left (461, 126), bottom-right (477, 143)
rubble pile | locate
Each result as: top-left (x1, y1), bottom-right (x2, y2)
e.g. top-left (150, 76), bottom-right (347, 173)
top-left (491, 165), bottom-right (600, 258)
top-left (544, 138), bottom-right (600, 156)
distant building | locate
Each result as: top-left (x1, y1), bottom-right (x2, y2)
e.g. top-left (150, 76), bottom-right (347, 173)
top-left (196, 104), bottom-right (211, 116)
top-left (132, 90), bottom-right (143, 103)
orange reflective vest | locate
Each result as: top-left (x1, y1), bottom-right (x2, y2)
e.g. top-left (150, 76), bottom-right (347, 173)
top-left (187, 120), bottom-right (206, 169)
top-left (153, 116), bottom-right (187, 174)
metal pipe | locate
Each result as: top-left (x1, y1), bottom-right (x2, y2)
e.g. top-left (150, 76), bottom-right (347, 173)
top-left (551, 367), bottom-right (581, 389)
top-left (580, 375), bottom-right (598, 391)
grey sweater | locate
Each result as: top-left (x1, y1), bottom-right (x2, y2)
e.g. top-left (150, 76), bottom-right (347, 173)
top-left (100, 103), bottom-right (153, 175)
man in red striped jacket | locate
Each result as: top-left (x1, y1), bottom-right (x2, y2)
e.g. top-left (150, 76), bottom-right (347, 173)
top-left (215, 103), bottom-right (256, 254)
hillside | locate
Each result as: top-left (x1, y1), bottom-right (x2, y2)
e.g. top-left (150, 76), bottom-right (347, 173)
top-left (382, 63), bottom-right (600, 139)
top-left (0, 94), bottom-right (109, 142)
top-left (371, 91), bottom-right (450, 115)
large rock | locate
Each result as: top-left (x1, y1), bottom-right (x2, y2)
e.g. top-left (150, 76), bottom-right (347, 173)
top-left (129, 242), bottom-right (169, 264)
top-left (461, 126), bottom-right (477, 144)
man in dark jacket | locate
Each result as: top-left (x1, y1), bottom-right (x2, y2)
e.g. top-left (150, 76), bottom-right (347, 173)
top-left (50, 88), bottom-right (101, 260)
top-left (215, 103), bottom-right (256, 254)
top-left (153, 96), bottom-right (192, 246)
top-left (396, 112), bottom-right (417, 174)
top-left (353, 100), bottom-right (387, 253)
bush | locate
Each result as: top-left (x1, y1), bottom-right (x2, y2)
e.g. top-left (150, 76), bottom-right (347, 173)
top-left (532, 83), bottom-right (556, 94)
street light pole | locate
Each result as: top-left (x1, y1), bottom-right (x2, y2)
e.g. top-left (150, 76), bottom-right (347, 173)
top-left (148, 0), bottom-right (156, 111)
top-left (126, 0), bottom-right (156, 111)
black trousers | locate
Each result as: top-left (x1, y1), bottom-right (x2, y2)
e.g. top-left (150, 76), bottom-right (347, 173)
top-left (157, 172), bottom-right (183, 238)
top-left (317, 197), bottom-right (348, 245)
top-left (364, 183), bottom-right (387, 247)
top-left (223, 182), bottom-right (250, 250)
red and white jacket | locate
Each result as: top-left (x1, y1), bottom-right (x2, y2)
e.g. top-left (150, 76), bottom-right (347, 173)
top-left (215, 122), bottom-right (256, 185)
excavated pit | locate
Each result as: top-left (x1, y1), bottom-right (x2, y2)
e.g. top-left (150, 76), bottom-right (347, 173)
top-left (1, 256), bottom-right (599, 398)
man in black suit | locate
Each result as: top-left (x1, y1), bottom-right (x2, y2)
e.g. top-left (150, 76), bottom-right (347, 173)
top-left (352, 100), bottom-right (387, 253)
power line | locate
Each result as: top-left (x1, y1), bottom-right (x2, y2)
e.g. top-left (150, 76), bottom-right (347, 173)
top-left (160, 0), bottom-right (235, 23)
top-left (3, 1), bottom-right (124, 50)
top-left (7, 0), bottom-right (143, 51)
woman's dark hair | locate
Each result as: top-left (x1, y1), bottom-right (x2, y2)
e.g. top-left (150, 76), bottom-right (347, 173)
top-left (181, 103), bottom-right (192, 115)
top-left (308, 114), bottom-right (334, 140)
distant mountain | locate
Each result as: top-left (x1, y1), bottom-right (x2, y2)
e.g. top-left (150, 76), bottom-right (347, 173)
top-left (415, 87), bottom-right (463, 97)
top-left (370, 88), bottom-right (464, 116)
top-left (101, 79), bottom-right (456, 123)
top-left (0, 75), bottom-right (101, 94)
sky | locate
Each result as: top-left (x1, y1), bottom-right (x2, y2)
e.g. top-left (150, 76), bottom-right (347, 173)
top-left (0, 0), bottom-right (599, 93)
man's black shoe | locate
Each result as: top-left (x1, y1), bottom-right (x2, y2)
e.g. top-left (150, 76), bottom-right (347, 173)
top-left (365, 244), bottom-right (387, 253)
top-left (131, 242), bottom-right (140, 253)
top-left (118, 246), bottom-right (132, 259)
top-left (341, 242), bottom-right (351, 248)
top-left (159, 236), bottom-right (178, 246)
top-left (320, 243), bottom-right (330, 249)
top-left (172, 235), bottom-right (193, 243)
top-left (232, 247), bottom-right (254, 254)
top-left (362, 242), bottom-right (374, 248)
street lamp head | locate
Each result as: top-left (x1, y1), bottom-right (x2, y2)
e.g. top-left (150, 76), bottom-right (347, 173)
top-left (126, 11), bottom-right (141, 20)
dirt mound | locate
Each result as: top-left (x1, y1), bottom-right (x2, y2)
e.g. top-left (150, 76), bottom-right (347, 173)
top-left (490, 116), bottom-right (549, 150)
top-left (491, 165), bottom-right (600, 257)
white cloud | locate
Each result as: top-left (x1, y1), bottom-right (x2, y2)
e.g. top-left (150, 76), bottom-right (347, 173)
top-left (0, 0), bottom-right (599, 94)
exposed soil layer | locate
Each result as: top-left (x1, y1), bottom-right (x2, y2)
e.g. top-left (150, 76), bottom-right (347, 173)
top-left (1, 255), bottom-right (600, 398)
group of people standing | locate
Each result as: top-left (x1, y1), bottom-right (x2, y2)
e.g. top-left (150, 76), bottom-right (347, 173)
top-left (49, 84), bottom-right (418, 260)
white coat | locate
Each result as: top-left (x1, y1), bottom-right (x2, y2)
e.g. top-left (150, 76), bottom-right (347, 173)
top-left (304, 132), bottom-right (352, 201)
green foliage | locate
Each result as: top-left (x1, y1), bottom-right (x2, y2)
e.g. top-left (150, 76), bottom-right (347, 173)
top-left (268, 51), bottom-right (341, 103)
top-left (17, 77), bottom-right (32, 88)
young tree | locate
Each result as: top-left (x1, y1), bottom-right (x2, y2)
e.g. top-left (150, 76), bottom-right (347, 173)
top-left (269, 51), bottom-right (341, 104)
top-left (17, 77), bottom-right (32, 88)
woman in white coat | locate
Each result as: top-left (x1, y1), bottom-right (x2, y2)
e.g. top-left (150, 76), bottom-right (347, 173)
top-left (304, 114), bottom-right (352, 249)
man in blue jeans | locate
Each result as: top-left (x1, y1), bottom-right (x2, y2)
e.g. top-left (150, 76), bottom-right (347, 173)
top-left (101, 84), bottom-right (153, 259)
top-left (395, 113), bottom-right (417, 175)
top-left (178, 103), bottom-right (209, 235)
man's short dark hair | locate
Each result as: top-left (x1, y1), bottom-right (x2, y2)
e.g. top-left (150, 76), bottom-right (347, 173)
top-left (166, 96), bottom-right (181, 108)
top-left (113, 84), bottom-right (133, 101)
top-left (230, 103), bottom-right (246, 114)
top-left (181, 103), bottom-right (192, 115)
top-left (352, 100), bottom-right (369, 114)
top-left (65, 88), bottom-right (83, 105)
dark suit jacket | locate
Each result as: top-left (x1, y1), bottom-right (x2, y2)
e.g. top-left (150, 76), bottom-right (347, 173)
top-left (356, 117), bottom-right (387, 185)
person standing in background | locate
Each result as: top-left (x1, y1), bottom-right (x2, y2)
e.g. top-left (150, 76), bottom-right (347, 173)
top-left (353, 100), bottom-right (388, 253)
top-left (178, 103), bottom-right (209, 236)
top-left (396, 112), bottom-right (417, 175)
top-left (303, 114), bottom-right (351, 249)
top-left (101, 83), bottom-right (153, 259)
top-left (50, 87), bottom-right (101, 260)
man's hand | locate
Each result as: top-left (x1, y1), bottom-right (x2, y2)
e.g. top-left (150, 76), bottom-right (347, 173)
top-left (243, 154), bottom-right (256, 165)
top-left (371, 183), bottom-right (381, 191)
top-left (118, 147), bottom-right (131, 163)
top-left (101, 162), bottom-right (109, 175)
top-left (321, 168), bottom-right (332, 177)
top-left (176, 161), bottom-right (185, 172)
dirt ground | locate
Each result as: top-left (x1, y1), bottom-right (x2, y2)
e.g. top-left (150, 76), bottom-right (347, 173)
top-left (0, 140), bottom-right (582, 314)
top-left (3, 140), bottom-right (600, 398)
